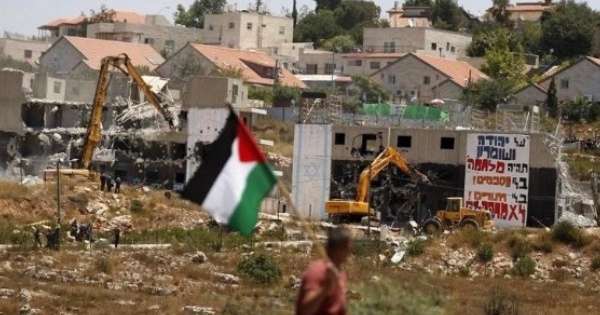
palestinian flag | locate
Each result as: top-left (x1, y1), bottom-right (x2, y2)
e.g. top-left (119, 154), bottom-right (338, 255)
top-left (181, 107), bottom-right (277, 236)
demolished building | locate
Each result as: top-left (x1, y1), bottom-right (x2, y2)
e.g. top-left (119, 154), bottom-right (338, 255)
top-left (0, 69), bottom-right (263, 190)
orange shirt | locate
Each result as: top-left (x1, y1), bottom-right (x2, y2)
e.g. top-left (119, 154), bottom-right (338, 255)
top-left (296, 259), bottom-right (347, 315)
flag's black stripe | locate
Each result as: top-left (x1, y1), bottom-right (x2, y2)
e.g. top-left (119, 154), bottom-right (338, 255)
top-left (181, 109), bottom-right (238, 205)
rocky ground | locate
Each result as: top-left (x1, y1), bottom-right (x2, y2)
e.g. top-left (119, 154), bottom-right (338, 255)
top-left (0, 158), bottom-right (599, 314)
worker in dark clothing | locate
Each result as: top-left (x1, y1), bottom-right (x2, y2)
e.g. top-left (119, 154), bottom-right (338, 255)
top-left (114, 177), bottom-right (122, 194)
top-left (100, 173), bottom-right (107, 192)
top-left (106, 176), bottom-right (114, 193)
top-left (113, 228), bottom-right (121, 249)
top-left (33, 227), bottom-right (42, 249)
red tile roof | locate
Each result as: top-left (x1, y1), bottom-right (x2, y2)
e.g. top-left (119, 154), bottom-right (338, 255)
top-left (372, 53), bottom-right (487, 88)
top-left (340, 53), bottom-right (407, 59)
top-left (62, 36), bottom-right (164, 70)
top-left (412, 53), bottom-right (487, 87)
top-left (39, 11), bottom-right (147, 29)
top-left (189, 44), bottom-right (307, 89)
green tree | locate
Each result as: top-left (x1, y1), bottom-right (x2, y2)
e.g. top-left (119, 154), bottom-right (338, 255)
top-left (481, 28), bottom-right (525, 87)
top-left (512, 21), bottom-right (543, 55)
top-left (321, 34), bottom-right (356, 53)
top-left (540, 0), bottom-right (598, 61)
top-left (403, 0), bottom-right (433, 7)
top-left (294, 10), bottom-right (342, 45)
top-left (432, 0), bottom-right (466, 31)
top-left (351, 75), bottom-right (389, 103)
top-left (333, 0), bottom-right (381, 43)
top-left (546, 77), bottom-right (558, 118)
top-left (464, 78), bottom-right (513, 111)
top-left (315, 0), bottom-right (342, 11)
top-left (561, 95), bottom-right (592, 122)
top-left (489, 0), bottom-right (511, 27)
top-left (292, 0), bottom-right (298, 26)
top-left (174, 0), bottom-right (226, 28)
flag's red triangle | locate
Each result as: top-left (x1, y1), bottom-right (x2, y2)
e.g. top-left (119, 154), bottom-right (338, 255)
top-left (236, 117), bottom-right (268, 163)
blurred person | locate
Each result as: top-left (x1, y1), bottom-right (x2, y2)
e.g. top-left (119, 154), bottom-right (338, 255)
top-left (296, 227), bottom-right (352, 315)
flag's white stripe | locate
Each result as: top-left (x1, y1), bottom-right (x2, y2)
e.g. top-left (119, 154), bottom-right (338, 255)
top-left (203, 138), bottom-right (257, 224)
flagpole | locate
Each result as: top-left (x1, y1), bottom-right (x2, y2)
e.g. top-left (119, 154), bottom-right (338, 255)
top-left (276, 181), bottom-right (328, 260)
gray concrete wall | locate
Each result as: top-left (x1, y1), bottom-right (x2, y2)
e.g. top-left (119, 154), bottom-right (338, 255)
top-left (0, 70), bottom-right (25, 134)
top-left (182, 76), bottom-right (246, 109)
top-left (0, 38), bottom-right (49, 63)
top-left (515, 85), bottom-right (547, 106)
top-left (363, 28), bottom-right (471, 58)
top-left (537, 58), bottom-right (600, 103)
top-left (296, 49), bottom-right (338, 75)
top-left (341, 56), bottom-right (401, 76)
top-left (329, 126), bottom-right (555, 168)
top-left (33, 74), bottom-right (66, 101)
top-left (64, 79), bottom-right (96, 103)
top-left (38, 38), bottom-right (85, 74)
top-left (156, 45), bottom-right (214, 79)
top-left (203, 12), bottom-right (293, 50)
top-left (292, 124), bottom-right (332, 219)
top-left (371, 54), bottom-right (449, 103)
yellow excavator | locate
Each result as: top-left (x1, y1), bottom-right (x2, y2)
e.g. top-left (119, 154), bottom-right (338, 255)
top-left (43, 53), bottom-right (177, 182)
top-left (325, 146), bottom-right (431, 220)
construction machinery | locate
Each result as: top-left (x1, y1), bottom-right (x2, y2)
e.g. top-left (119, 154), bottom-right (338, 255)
top-left (325, 146), bottom-right (431, 220)
top-left (421, 197), bottom-right (494, 234)
top-left (43, 53), bottom-right (177, 182)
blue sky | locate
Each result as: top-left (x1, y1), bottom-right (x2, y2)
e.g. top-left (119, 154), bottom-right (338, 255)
top-left (1, 0), bottom-right (599, 36)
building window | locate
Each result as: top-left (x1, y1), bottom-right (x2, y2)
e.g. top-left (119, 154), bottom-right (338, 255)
top-left (229, 22), bottom-right (235, 29)
top-left (440, 137), bottom-right (455, 150)
top-left (383, 42), bottom-right (395, 53)
top-left (423, 76), bottom-right (431, 85)
top-left (451, 46), bottom-right (456, 53)
top-left (325, 63), bottom-right (336, 75)
top-left (306, 64), bottom-right (318, 74)
top-left (144, 38), bottom-right (154, 45)
top-left (388, 75), bottom-right (396, 85)
top-left (24, 50), bottom-right (32, 59)
top-left (347, 59), bottom-right (362, 66)
top-left (397, 136), bottom-right (412, 148)
top-left (446, 42), bottom-right (450, 51)
top-left (335, 133), bottom-right (346, 145)
top-left (67, 28), bottom-right (77, 36)
top-left (560, 79), bottom-right (569, 89)
top-left (209, 25), bottom-right (214, 31)
top-left (247, 23), bottom-right (253, 30)
top-left (53, 81), bottom-right (62, 94)
top-left (279, 26), bottom-right (285, 35)
top-left (231, 84), bottom-right (239, 104)
top-left (370, 61), bottom-right (381, 69)
top-left (431, 43), bottom-right (437, 51)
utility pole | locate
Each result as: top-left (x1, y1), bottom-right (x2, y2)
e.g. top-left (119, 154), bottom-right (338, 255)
top-left (366, 162), bottom-right (372, 237)
top-left (56, 160), bottom-right (61, 226)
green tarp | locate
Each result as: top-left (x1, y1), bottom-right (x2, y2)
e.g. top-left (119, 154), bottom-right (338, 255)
top-left (402, 105), bottom-right (449, 121)
top-left (363, 103), bottom-right (390, 116)
top-left (362, 103), bottom-right (449, 122)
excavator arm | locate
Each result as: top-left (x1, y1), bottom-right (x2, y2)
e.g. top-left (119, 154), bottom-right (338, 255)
top-left (80, 53), bottom-right (176, 170)
top-left (355, 146), bottom-right (430, 203)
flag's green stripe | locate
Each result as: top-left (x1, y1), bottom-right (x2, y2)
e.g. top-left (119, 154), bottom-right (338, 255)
top-left (228, 163), bottom-right (277, 236)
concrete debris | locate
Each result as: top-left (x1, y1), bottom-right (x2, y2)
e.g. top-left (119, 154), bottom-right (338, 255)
top-left (391, 249), bottom-right (406, 264)
top-left (191, 252), bottom-right (207, 264)
top-left (267, 152), bottom-right (292, 168)
top-left (147, 305), bottom-right (161, 311)
top-left (0, 288), bottom-right (15, 297)
top-left (213, 272), bottom-right (240, 285)
top-left (18, 289), bottom-right (32, 302)
top-left (19, 303), bottom-right (38, 315)
top-left (115, 300), bottom-right (136, 306)
top-left (558, 211), bottom-right (597, 228)
top-left (182, 306), bottom-right (216, 315)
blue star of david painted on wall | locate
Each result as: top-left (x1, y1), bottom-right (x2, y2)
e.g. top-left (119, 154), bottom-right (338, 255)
top-left (304, 161), bottom-right (320, 180)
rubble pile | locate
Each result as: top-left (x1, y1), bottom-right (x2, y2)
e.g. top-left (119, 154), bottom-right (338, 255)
top-left (267, 152), bottom-right (292, 168)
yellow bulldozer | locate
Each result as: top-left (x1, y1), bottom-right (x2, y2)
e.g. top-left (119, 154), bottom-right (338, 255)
top-left (325, 146), bottom-right (431, 220)
top-left (420, 197), bottom-right (494, 234)
top-left (43, 53), bottom-right (177, 182)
